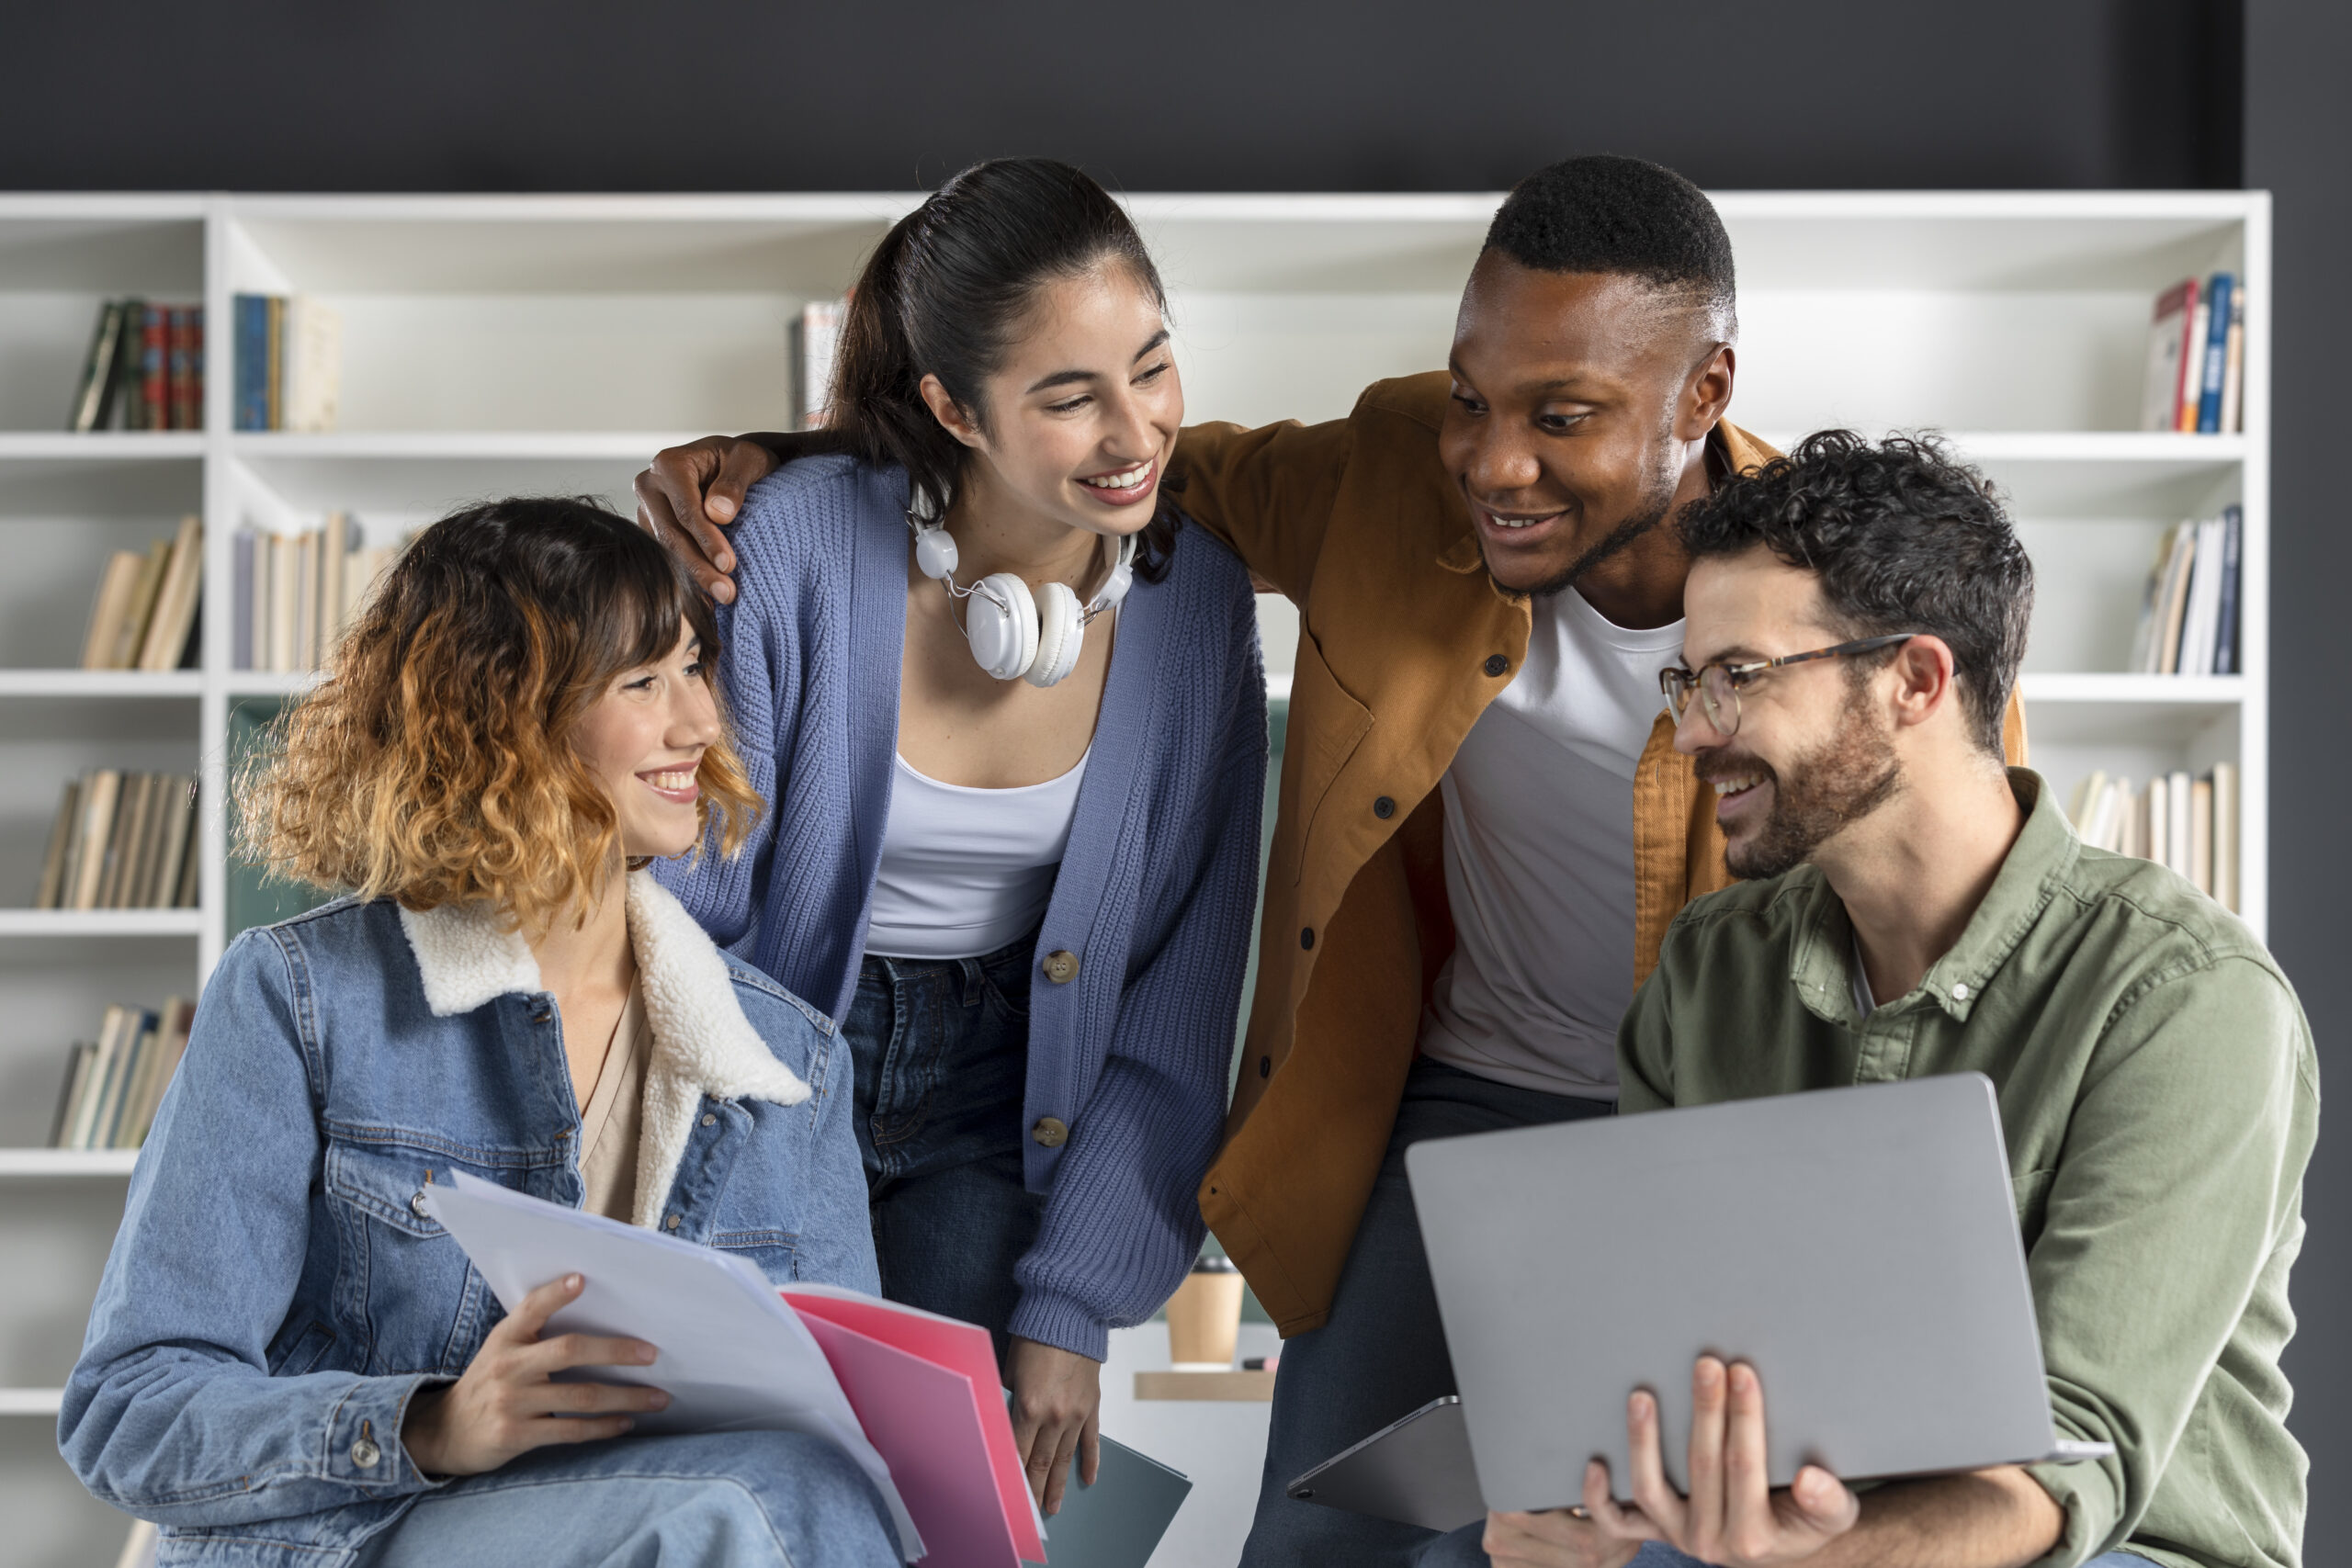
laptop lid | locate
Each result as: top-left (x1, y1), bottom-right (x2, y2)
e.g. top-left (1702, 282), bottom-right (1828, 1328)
top-left (1406, 1073), bottom-right (2071, 1511)
top-left (1285, 1395), bottom-right (1484, 1534)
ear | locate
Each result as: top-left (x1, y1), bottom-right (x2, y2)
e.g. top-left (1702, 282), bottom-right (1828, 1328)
top-left (918, 373), bottom-right (987, 452)
top-left (1885, 635), bottom-right (1960, 732)
top-left (1676, 343), bottom-right (1736, 443)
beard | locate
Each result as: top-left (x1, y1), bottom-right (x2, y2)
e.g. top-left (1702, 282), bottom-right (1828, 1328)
top-left (1479, 423), bottom-right (1687, 602)
top-left (1709, 687), bottom-right (1905, 880)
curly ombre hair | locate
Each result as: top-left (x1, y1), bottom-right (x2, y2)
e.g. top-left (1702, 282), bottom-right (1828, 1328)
top-left (238, 497), bottom-right (761, 931)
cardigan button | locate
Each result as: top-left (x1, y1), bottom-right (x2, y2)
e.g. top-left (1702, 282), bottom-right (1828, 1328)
top-left (1032, 1117), bottom-right (1070, 1148)
top-left (1484, 654), bottom-right (1510, 677)
top-left (1373, 795), bottom-right (1396, 819)
top-left (1042, 950), bottom-right (1080, 985)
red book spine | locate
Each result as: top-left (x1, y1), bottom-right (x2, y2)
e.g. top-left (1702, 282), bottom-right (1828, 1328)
top-left (167, 308), bottom-right (199, 430)
top-left (141, 307), bottom-right (169, 432)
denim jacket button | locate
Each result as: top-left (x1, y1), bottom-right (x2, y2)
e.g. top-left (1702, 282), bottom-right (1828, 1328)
top-left (700, 1112), bottom-right (717, 1127)
top-left (664, 1213), bottom-right (682, 1230)
top-left (350, 1436), bottom-right (380, 1469)
top-left (409, 1190), bottom-right (431, 1218)
top-left (1031, 1117), bottom-right (1069, 1148)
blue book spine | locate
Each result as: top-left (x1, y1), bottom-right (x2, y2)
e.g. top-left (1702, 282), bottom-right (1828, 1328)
top-left (232, 294), bottom-right (268, 432)
top-left (2197, 273), bottom-right (2233, 434)
top-left (2212, 504), bottom-right (2243, 676)
top-left (232, 529), bottom-right (255, 671)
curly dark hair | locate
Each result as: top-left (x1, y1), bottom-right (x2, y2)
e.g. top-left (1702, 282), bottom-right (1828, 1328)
top-left (1677, 431), bottom-right (2033, 755)
top-left (1483, 154), bottom-right (1736, 341)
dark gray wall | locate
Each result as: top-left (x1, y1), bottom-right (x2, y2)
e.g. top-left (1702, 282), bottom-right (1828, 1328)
top-left (2247, 1), bottom-right (2350, 1554)
top-left (0, 1), bottom-right (2242, 192)
top-left (10, 0), bottom-right (2338, 1549)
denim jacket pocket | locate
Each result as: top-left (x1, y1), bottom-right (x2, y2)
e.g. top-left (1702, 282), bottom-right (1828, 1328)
top-left (323, 1139), bottom-right (496, 1377)
top-left (712, 1228), bottom-right (803, 1282)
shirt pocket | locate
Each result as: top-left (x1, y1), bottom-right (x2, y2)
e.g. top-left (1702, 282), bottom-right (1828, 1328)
top-left (323, 1140), bottom-right (498, 1377)
top-left (711, 1228), bottom-right (802, 1284)
top-left (1279, 628), bottom-right (1374, 886)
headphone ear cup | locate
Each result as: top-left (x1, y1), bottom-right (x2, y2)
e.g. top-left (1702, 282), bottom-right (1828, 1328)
top-left (1024, 581), bottom-right (1085, 688)
top-left (966, 574), bottom-right (1039, 681)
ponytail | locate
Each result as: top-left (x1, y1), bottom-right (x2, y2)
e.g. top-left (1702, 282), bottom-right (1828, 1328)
top-left (820, 158), bottom-right (1182, 579)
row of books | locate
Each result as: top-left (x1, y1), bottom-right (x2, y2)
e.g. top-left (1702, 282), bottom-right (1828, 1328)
top-left (2129, 506), bottom-right (2241, 676)
top-left (67, 300), bottom-right (205, 432)
top-left (2067, 765), bottom-right (2240, 913)
top-left (232, 294), bottom-right (344, 432)
top-left (35, 773), bottom-right (201, 912)
top-left (2139, 271), bottom-right (2245, 434)
top-left (793, 296), bottom-right (848, 429)
top-left (80, 516), bottom-right (203, 671)
top-left (232, 516), bottom-right (403, 671)
top-left (47, 999), bottom-right (195, 1151)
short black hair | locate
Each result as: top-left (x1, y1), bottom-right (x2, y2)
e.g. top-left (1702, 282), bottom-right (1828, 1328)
top-left (1678, 432), bottom-right (2033, 756)
top-left (1483, 155), bottom-right (1736, 340)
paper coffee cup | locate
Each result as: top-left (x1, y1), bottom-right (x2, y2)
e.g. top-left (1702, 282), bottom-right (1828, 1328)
top-left (1166, 1254), bottom-right (1244, 1371)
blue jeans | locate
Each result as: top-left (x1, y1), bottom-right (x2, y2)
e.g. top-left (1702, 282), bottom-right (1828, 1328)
top-left (1240, 1056), bottom-right (1613, 1567)
top-left (844, 931), bottom-right (1044, 1366)
top-left (1418, 1531), bottom-right (2153, 1567)
top-left (352, 1431), bottom-right (898, 1567)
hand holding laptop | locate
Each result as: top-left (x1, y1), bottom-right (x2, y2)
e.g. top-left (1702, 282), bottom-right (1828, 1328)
top-left (1479, 1355), bottom-right (1859, 1568)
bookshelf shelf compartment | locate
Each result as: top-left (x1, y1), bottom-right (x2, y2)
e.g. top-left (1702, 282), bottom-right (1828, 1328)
top-left (0, 1151), bottom-right (137, 1179)
top-left (0, 910), bottom-right (200, 938)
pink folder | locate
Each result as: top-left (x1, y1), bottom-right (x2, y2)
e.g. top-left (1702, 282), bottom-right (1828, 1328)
top-left (784, 1287), bottom-right (1046, 1565)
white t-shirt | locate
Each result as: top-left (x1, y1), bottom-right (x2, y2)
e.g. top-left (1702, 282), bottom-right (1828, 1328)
top-left (864, 750), bottom-right (1088, 959)
top-left (1417, 587), bottom-right (1686, 1099)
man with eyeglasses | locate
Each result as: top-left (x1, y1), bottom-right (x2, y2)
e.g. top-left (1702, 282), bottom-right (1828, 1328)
top-left (1442, 431), bottom-right (2312, 1568)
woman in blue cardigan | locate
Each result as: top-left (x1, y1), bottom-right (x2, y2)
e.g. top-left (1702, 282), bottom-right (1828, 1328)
top-left (659, 158), bottom-right (1266, 1512)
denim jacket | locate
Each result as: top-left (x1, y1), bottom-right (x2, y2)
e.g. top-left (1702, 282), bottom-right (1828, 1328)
top-left (60, 870), bottom-right (878, 1567)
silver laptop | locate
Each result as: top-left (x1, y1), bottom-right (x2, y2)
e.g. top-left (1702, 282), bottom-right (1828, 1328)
top-left (1403, 1073), bottom-right (2109, 1515)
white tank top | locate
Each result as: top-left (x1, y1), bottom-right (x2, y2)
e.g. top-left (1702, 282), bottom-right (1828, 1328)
top-left (863, 750), bottom-right (1089, 959)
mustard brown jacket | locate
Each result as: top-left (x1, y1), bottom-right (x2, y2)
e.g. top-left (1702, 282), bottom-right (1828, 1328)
top-left (1174, 371), bottom-right (2026, 1335)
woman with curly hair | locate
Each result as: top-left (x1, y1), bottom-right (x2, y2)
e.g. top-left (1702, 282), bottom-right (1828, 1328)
top-left (58, 499), bottom-right (899, 1566)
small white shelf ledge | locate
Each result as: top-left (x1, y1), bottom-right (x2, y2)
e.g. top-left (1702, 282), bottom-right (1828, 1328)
top-left (229, 431), bottom-right (699, 460)
top-left (2020, 673), bottom-right (2245, 704)
top-left (224, 671), bottom-right (322, 698)
top-left (1748, 432), bottom-right (2245, 464)
top-left (0, 671), bottom-right (202, 699)
top-left (0, 1388), bottom-right (66, 1417)
top-left (0, 909), bottom-right (201, 938)
top-left (0, 432), bottom-right (206, 461)
top-left (0, 1150), bottom-right (137, 1179)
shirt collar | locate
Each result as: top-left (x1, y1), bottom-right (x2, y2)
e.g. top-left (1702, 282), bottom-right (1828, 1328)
top-left (1792, 768), bottom-right (2075, 1027)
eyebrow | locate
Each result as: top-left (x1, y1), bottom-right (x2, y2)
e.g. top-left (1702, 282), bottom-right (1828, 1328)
top-left (1444, 357), bottom-right (1603, 400)
top-left (1680, 644), bottom-right (1767, 667)
top-left (1023, 328), bottom-right (1172, 396)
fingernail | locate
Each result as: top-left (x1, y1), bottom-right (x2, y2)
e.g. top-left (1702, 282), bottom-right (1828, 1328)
top-left (565, 1274), bottom-right (582, 1290)
top-left (650, 1391), bottom-right (672, 1409)
top-left (1731, 1365), bottom-right (1754, 1393)
top-left (617, 1418), bottom-right (635, 1432)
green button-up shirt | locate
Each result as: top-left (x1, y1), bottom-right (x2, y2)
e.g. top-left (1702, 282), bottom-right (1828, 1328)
top-left (1618, 770), bottom-right (2316, 1568)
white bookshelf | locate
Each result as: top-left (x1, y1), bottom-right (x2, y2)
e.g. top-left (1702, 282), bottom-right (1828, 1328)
top-left (0, 190), bottom-right (2267, 1563)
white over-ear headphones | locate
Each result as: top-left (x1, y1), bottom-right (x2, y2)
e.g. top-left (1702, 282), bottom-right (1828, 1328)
top-left (910, 513), bottom-right (1136, 688)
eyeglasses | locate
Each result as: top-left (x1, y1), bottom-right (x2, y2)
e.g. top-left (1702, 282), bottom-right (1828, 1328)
top-left (1657, 634), bottom-right (1919, 738)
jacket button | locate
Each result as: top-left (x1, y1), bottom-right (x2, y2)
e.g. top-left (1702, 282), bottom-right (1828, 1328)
top-left (1259, 1055), bottom-right (1271, 1078)
top-left (1300, 926), bottom-right (1315, 950)
top-left (1373, 795), bottom-right (1396, 819)
top-left (700, 1112), bottom-right (718, 1127)
top-left (410, 1190), bottom-right (431, 1218)
top-left (1032, 1117), bottom-right (1069, 1148)
top-left (1484, 654), bottom-right (1510, 677)
top-left (1042, 950), bottom-right (1080, 985)
top-left (350, 1435), bottom-right (380, 1469)
top-left (664, 1213), bottom-right (682, 1230)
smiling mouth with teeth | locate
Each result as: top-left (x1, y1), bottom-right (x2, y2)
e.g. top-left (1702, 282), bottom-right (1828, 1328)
top-left (1483, 509), bottom-right (1561, 531)
top-left (1712, 775), bottom-right (1764, 796)
top-left (1080, 461), bottom-right (1154, 491)
top-left (640, 768), bottom-right (699, 795)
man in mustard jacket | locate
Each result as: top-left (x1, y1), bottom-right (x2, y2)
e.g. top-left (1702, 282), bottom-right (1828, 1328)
top-left (637, 155), bottom-right (2026, 1565)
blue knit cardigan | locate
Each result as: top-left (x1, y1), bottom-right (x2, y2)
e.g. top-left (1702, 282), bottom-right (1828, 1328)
top-left (659, 455), bottom-right (1267, 1359)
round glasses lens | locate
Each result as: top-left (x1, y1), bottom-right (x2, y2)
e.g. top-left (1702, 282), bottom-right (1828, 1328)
top-left (1700, 664), bottom-right (1741, 736)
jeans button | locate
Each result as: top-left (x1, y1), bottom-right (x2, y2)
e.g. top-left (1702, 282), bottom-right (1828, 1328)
top-left (1042, 950), bottom-right (1080, 985)
top-left (1031, 1117), bottom-right (1069, 1148)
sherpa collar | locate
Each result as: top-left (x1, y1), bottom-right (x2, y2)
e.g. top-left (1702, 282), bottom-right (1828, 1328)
top-left (397, 869), bottom-right (810, 1227)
